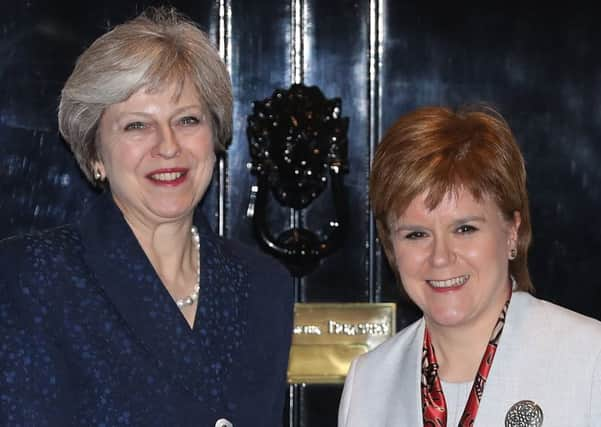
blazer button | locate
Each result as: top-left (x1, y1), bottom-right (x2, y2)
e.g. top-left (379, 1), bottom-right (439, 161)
top-left (215, 418), bottom-right (233, 427)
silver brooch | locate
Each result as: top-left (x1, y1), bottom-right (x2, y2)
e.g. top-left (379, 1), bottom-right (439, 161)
top-left (215, 418), bottom-right (233, 427)
top-left (505, 400), bottom-right (543, 427)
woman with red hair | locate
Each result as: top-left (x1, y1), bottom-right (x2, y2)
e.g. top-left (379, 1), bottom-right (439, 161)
top-left (339, 105), bottom-right (601, 426)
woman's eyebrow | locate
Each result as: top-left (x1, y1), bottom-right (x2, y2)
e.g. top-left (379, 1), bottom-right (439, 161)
top-left (452, 215), bottom-right (486, 226)
top-left (392, 223), bottom-right (427, 232)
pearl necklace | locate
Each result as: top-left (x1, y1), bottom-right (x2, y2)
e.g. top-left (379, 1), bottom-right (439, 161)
top-left (175, 226), bottom-right (200, 309)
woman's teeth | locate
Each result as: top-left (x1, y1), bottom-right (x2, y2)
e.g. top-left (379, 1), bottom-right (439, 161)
top-left (427, 275), bottom-right (469, 288)
top-left (150, 171), bottom-right (183, 181)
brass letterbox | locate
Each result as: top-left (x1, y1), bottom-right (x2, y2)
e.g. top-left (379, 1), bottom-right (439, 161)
top-left (288, 303), bottom-right (396, 384)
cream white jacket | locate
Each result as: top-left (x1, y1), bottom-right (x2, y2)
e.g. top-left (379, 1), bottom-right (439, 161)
top-left (338, 292), bottom-right (601, 426)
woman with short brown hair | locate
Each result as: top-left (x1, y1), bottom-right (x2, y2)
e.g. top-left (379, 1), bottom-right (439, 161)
top-left (339, 105), bottom-right (601, 426)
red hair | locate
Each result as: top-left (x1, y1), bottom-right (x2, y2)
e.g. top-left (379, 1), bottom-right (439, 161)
top-left (370, 105), bottom-right (533, 292)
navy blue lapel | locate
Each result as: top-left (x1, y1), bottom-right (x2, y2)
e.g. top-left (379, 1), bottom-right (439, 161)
top-left (76, 193), bottom-right (250, 409)
top-left (192, 210), bottom-right (250, 409)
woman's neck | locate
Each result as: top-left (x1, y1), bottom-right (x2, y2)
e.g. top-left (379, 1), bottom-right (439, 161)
top-left (428, 321), bottom-right (493, 382)
top-left (136, 222), bottom-right (194, 282)
top-left (116, 200), bottom-right (199, 328)
top-left (426, 292), bottom-right (509, 383)
top-left (121, 207), bottom-right (196, 289)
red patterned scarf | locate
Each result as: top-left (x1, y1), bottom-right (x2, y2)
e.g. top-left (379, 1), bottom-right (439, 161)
top-left (421, 298), bottom-right (509, 426)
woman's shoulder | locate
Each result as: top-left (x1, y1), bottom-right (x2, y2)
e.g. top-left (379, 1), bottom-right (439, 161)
top-left (353, 316), bottom-right (424, 371)
top-left (0, 225), bottom-right (83, 300)
top-left (200, 228), bottom-right (293, 305)
top-left (510, 292), bottom-right (601, 361)
top-left (0, 224), bottom-right (81, 259)
top-left (225, 238), bottom-right (288, 277)
top-left (0, 226), bottom-right (84, 342)
top-left (208, 233), bottom-right (291, 289)
top-left (0, 225), bottom-right (82, 273)
top-left (212, 237), bottom-right (294, 352)
top-left (228, 240), bottom-right (292, 305)
top-left (513, 291), bottom-right (601, 334)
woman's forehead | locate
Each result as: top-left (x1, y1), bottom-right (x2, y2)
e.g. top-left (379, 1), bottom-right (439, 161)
top-left (142, 77), bottom-right (201, 102)
top-left (390, 188), bottom-right (499, 224)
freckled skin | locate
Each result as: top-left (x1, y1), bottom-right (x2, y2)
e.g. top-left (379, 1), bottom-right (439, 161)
top-left (390, 189), bottom-right (520, 332)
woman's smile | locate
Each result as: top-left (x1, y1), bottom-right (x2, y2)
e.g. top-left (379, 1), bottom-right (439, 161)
top-left (426, 274), bottom-right (470, 291)
top-left (146, 167), bottom-right (189, 186)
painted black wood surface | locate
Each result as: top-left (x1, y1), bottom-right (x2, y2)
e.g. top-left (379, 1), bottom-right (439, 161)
top-left (2, 2), bottom-right (600, 426)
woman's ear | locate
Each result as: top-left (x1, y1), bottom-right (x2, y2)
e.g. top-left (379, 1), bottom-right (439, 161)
top-left (511, 210), bottom-right (522, 241)
top-left (507, 211), bottom-right (522, 254)
top-left (91, 160), bottom-right (106, 181)
top-left (507, 210), bottom-right (521, 259)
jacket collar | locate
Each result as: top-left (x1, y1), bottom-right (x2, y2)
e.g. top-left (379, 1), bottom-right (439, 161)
top-left (475, 291), bottom-right (531, 422)
top-left (396, 318), bottom-right (425, 426)
top-left (76, 192), bottom-right (250, 409)
top-left (364, 318), bottom-right (424, 425)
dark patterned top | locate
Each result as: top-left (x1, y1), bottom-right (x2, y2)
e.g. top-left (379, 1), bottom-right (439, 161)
top-left (0, 193), bottom-right (294, 427)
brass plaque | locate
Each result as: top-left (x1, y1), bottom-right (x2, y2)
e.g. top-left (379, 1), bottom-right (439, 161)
top-left (287, 303), bottom-right (396, 384)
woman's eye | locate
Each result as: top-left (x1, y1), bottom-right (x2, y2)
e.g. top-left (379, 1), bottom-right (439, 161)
top-left (405, 231), bottom-right (427, 240)
top-left (179, 116), bottom-right (201, 126)
top-left (456, 224), bottom-right (478, 234)
top-left (124, 121), bottom-right (145, 131)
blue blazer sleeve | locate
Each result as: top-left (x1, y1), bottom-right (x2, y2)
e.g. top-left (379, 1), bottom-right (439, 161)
top-left (0, 233), bottom-right (75, 425)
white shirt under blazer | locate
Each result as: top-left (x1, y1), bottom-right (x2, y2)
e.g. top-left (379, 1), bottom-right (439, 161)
top-left (338, 292), bottom-right (601, 426)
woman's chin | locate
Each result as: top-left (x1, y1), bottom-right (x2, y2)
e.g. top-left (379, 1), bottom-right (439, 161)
top-left (424, 307), bottom-right (471, 329)
top-left (125, 200), bottom-right (197, 226)
top-left (148, 204), bottom-right (196, 223)
top-left (138, 192), bottom-right (200, 221)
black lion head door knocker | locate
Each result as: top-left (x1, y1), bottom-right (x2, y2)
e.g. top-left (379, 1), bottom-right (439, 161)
top-left (247, 83), bottom-right (349, 277)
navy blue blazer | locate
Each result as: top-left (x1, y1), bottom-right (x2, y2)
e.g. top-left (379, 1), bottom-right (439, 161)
top-left (0, 193), bottom-right (294, 427)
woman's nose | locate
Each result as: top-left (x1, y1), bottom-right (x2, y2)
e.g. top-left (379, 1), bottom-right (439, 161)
top-left (429, 236), bottom-right (455, 267)
top-left (153, 125), bottom-right (180, 158)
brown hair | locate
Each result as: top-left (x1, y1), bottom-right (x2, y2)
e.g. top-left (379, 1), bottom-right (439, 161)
top-left (58, 6), bottom-right (232, 184)
top-left (370, 105), bottom-right (533, 292)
